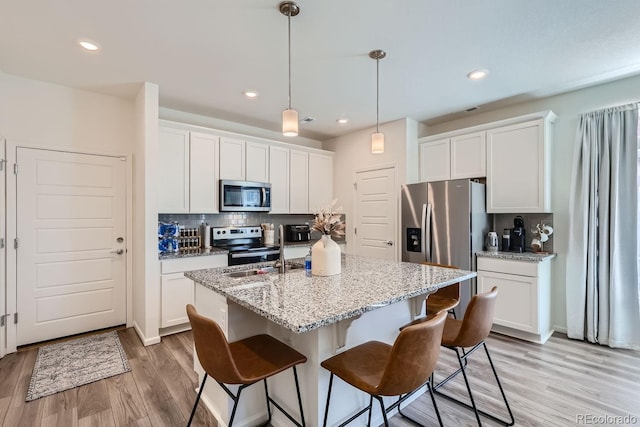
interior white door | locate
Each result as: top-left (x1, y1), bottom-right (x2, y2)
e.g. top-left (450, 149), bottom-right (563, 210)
top-left (355, 167), bottom-right (397, 260)
top-left (16, 148), bottom-right (127, 346)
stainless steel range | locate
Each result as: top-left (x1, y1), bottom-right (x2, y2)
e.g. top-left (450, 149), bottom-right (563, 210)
top-left (212, 226), bottom-right (280, 265)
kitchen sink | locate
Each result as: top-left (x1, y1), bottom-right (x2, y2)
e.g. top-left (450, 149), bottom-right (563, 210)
top-left (225, 263), bottom-right (305, 278)
top-left (226, 270), bottom-right (260, 278)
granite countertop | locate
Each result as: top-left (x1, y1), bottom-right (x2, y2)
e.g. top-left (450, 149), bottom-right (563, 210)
top-left (159, 247), bottom-right (228, 260)
top-left (476, 251), bottom-right (557, 262)
top-left (185, 254), bottom-right (476, 334)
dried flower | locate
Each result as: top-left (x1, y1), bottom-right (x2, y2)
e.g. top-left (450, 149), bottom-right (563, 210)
top-left (312, 199), bottom-right (346, 239)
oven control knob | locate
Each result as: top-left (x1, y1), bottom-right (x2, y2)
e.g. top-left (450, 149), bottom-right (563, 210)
top-left (216, 231), bottom-right (220, 234)
top-left (222, 230), bottom-right (226, 234)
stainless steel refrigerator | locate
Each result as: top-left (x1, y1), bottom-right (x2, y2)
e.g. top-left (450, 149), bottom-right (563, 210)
top-left (401, 179), bottom-right (490, 317)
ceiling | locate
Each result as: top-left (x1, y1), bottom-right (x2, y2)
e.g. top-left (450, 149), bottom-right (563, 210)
top-left (2, 1), bottom-right (640, 141)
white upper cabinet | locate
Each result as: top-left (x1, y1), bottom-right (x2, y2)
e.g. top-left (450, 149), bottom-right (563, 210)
top-left (450, 131), bottom-right (486, 179)
top-left (289, 149), bottom-right (309, 213)
top-left (158, 128), bottom-right (190, 213)
top-left (219, 137), bottom-right (246, 181)
top-left (269, 145), bottom-right (290, 213)
top-left (189, 132), bottom-right (218, 213)
top-left (419, 138), bottom-right (450, 182)
top-left (158, 128), bottom-right (219, 214)
top-left (418, 111), bottom-right (555, 213)
top-left (308, 152), bottom-right (333, 212)
top-left (487, 118), bottom-right (551, 213)
top-left (245, 141), bottom-right (269, 183)
top-left (419, 132), bottom-right (486, 182)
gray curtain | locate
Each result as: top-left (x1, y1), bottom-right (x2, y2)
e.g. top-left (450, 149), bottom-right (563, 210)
top-left (566, 103), bottom-right (640, 349)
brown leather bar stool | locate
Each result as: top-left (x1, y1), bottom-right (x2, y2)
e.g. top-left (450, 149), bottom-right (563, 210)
top-left (321, 311), bottom-right (447, 427)
top-left (432, 286), bottom-right (515, 426)
top-left (186, 304), bottom-right (307, 427)
top-left (423, 262), bottom-right (460, 318)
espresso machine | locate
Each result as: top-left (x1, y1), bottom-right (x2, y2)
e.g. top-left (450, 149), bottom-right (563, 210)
top-left (509, 215), bottom-right (526, 253)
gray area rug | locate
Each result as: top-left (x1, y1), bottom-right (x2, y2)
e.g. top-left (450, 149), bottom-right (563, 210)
top-left (26, 330), bottom-right (131, 401)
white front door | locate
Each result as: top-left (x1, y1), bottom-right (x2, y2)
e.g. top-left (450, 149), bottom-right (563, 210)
top-left (16, 148), bottom-right (127, 346)
top-left (354, 167), bottom-right (397, 260)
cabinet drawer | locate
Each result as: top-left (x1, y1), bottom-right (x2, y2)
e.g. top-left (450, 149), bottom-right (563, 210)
top-left (477, 257), bottom-right (538, 277)
top-left (161, 254), bottom-right (227, 274)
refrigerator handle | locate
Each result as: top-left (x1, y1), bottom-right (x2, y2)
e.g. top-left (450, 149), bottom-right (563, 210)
top-left (422, 203), bottom-right (432, 262)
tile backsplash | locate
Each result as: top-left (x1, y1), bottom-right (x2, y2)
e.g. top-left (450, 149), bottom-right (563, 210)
top-left (158, 213), bottom-right (342, 240)
top-left (492, 213), bottom-right (554, 253)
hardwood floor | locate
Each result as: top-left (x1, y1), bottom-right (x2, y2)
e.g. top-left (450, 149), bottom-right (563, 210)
top-left (0, 329), bottom-right (638, 426)
top-left (0, 328), bottom-right (216, 427)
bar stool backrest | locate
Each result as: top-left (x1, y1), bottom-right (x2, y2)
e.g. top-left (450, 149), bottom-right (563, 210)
top-left (187, 304), bottom-right (243, 384)
top-left (452, 286), bottom-right (498, 348)
top-left (376, 311), bottom-right (447, 396)
top-left (421, 262), bottom-right (460, 301)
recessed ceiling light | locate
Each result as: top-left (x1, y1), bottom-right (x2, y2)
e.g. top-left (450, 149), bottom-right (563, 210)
top-left (467, 69), bottom-right (489, 80)
top-left (77, 39), bottom-right (101, 52)
top-left (336, 118), bottom-right (349, 124)
top-left (243, 90), bottom-right (259, 98)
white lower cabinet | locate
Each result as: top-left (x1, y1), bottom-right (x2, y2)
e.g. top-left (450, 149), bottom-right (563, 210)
top-left (160, 254), bottom-right (228, 333)
top-left (477, 257), bottom-right (553, 344)
top-left (161, 273), bottom-right (194, 328)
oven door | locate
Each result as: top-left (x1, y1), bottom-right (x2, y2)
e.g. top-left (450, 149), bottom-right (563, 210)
top-left (228, 249), bottom-right (280, 265)
top-left (220, 180), bottom-right (271, 212)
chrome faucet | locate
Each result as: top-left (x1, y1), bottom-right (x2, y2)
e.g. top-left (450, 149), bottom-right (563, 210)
top-left (276, 224), bottom-right (285, 274)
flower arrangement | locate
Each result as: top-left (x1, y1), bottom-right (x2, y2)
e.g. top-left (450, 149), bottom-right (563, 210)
top-left (311, 200), bottom-right (346, 239)
top-left (531, 222), bottom-right (554, 252)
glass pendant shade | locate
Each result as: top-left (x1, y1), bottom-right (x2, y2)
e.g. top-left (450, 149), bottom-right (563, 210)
top-left (282, 108), bottom-right (299, 136)
top-left (371, 132), bottom-right (384, 154)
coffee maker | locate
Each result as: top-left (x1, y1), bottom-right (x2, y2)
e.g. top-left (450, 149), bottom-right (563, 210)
top-left (509, 215), bottom-right (526, 253)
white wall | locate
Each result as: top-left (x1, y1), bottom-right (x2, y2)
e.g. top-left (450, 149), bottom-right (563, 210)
top-left (422, 73), bottom-right (640, 333)
top-left (0, 73), bottom-right (135, 154)
top-left (323, 118), bottom-right (422, 255)
top-left (133, 82), bottom-right (161, 345)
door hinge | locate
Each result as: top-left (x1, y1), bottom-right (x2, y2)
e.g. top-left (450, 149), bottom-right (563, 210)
top-left (14, 238), bottom-right (18, 249)
top-left (13, 163), bottom-right (18, 175)
top-left (0, 314), bottom-right (8, 327)
top-left (14, 313), bottom-right (18, 324)
top-left (0, 159), bottom-right (5, 171)
top-left (0, 237), bottom-right (4, 249)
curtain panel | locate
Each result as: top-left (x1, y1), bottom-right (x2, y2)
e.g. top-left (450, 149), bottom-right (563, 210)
top-left (566, 103), bottom-right (640, 349)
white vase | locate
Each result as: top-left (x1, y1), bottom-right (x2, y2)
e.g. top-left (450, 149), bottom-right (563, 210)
top-left (311, 235), bottom-right (341, 276)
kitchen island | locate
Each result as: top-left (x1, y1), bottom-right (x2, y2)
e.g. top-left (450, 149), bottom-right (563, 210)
top-left (185, 254), bottom-right (476, 427)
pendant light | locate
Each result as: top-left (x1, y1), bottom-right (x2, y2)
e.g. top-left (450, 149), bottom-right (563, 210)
top-left (369, 49), bottom-right (386, 154)
top-left (279, 1), bottom-right (300, 137)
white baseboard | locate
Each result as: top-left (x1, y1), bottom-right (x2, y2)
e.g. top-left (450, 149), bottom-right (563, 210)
top-left (132, 321), bottom-right (161, 346)
top-left (160, 323), bottom-right (192, 337)
top-left (553, 325), bottom-right (567, 334)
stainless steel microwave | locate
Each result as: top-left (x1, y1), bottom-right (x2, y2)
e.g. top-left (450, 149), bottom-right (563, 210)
top-left (219, 180), bottom-right (271, 212)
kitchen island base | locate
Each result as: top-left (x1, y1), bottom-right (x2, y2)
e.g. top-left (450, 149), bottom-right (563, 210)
top-left (194, 284), bottom-right (430, 427)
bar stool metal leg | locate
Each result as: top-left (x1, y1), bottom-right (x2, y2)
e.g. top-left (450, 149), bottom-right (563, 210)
top-left (322, 373), bottom-right (334, 427)
top-left (374, 396), bottom-right (389, 427)
top-left (187, 374), bottom-right (208, 427)
top-left (434, 342), bottom-right (514, 426)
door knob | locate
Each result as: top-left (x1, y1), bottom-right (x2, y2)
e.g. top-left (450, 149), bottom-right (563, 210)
top-left (385, 241), bottom-right (393, 246)
top-left (110, 249), bottom-right (124, 255)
